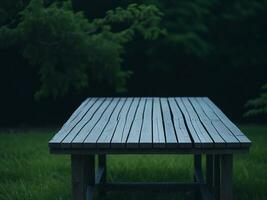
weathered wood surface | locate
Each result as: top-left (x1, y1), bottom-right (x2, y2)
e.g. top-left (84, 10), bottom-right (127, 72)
top-left (49, 97), bottom-right (251, 151)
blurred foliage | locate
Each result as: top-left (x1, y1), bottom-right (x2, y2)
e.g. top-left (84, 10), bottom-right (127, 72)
top-left (0, 0), bottom-right (29, 26)
top-left (144, 0), bottom-right (267, 64)
top-left (154, 0), bottom-right (212, 57)
top-left (218, 0), bottom-right (267, 117)
top-left (0, 0), bottom-right (164, 99)
top-left (142, 0), bottom-right (267, 117)
top-left (0, 0), bottom-right (267, 125)
top-left (245, 83), bottom-right (267, 116)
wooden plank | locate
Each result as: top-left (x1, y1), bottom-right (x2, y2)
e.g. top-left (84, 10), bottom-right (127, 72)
top-left (84, 98), bottom-right (121, 148)
top-left (152, 97), bottom-right (165, 148)
top-left (196, 98), bottom-right (240, 148)
top-left (111, 98), bottom-right (139, 148)
top-left (49, 98), bottom-right (97, 147)
top-left (181, 97), bottom-right (214, 148)
top-left (189, 98), bottom-right (226, 148)
top-left (49, 97), bottom-right (250, 152)
top-left (139, 98), bottom-right (153, 148)
top-left (211, 120), bottom-right (240, 148)
top-left (160, 98), bottom-right (178, 148)
top-left (71, 98), bottom-right (113, 148)
top-left (59, 98), bottom-right (104, 148)
top-left (174, 98), bottom-right (204, 148)
top-left (50, 98), bottom-right (91, 145)
top-left (62, 98), bottom-right (90, 129)
top-left (126, 98), bottom-right (146, 148)
top-left (50, 146), bottom-right (249, 155)
top-left (168, 98), bottom-right (192, 148)
top-left (202, 98), bottom-right (251, 147)
top-left (195, 98), bottom-right (218, 120)
top-left (96, 98), bottom-right (127, 148)
top-left (97, 182), bottom-right (202, 191)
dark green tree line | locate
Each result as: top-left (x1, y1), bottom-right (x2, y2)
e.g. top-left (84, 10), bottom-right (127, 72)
top-left (245, 83), bottom-right (267, 116)
top-left (0, 0), bottom-right (164, 99)
top-left (0, 0), bottom-right (267, 126)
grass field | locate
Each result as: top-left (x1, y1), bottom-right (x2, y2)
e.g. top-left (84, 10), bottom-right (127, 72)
top-left (0, 125), bottom-right (266, 200)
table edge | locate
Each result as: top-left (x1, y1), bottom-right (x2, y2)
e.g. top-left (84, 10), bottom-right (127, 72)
top-left (49, 147), bottom-right (250, 155)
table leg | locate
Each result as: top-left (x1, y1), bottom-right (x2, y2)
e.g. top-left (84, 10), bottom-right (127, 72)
top-left (220, 154), bottom-right (233, 200)
top-left (71, 155), bottom-right (95, 200)
top-left (98, 154), bottom-right (107, 183)
top-left (214, 155), bottom-right (220, 200)
top-left (206, 154), bottom-right (214, 192)
top-left (194, 154), bottom-right (202, 178)
top-left (98, 154), bottom-right (107, 196)
top-left (194, 154), bottom-right (202, 199)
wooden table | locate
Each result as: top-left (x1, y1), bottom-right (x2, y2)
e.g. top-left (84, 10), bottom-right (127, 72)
top-left (49, 97), bottom-right (251, 200)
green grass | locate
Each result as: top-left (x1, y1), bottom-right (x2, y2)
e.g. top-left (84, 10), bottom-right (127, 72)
top-left (0, 125), bottom-right (266, 200)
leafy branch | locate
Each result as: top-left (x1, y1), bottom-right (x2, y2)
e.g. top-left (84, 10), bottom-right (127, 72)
top-left (245, 83), bottom-right (267, 116)
top-left (0, 0), bottom-right (165, 99)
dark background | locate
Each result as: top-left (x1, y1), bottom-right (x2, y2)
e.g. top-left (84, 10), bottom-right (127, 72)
top-left (1, 0), bottom-right (267, 127)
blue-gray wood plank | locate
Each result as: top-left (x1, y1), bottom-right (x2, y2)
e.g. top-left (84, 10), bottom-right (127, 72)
top-left (96, 98), bottom-right (127, 148)
top-left (160, 98), bottom-right (178, 148)
top-left (139, 98), bottom-right (153, 148)
top-left (152, 98), bottom-right (165, 148)
top-left (111, 98), bottom-right (139, 148)
top-left (168, 98), bottom-right (192, 148)
top-left (126, 98), bottom-right (146, 148)
top-left (50, 98), bottom-right (96, 148)
top-left (49, 97), bottom-right (251, 150)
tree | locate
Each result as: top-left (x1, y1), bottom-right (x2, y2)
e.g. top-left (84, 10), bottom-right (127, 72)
top-left (0, 0), bottom-right (164, 99)
top-left (245, 83), bottom-right (267, 116)
top-left (0, 0), bottom-right (29, 26)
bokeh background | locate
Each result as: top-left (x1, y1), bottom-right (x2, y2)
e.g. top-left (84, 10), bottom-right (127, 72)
top-left (1, 0), bottom-right (266, 127)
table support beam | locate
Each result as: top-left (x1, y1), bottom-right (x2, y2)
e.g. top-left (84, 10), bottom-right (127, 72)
top-left (194, 154), bottom-right (202, 199)
top-left (213, 155), bottom-right (220, 200)
top-left (97, 182), bottom-right (203, 191)
top-left (98, 154), bottom-right (106, 183)
top-left (71, 155), bottom-right (95, 200)
top-left (69, 153), bottom-right (232, 200)
top-left (220, 154), bottom-right (233, 200)
top-left (97, 154), bottom-right (107, 196)
top-left (206, 154), bottom-right (214, 192)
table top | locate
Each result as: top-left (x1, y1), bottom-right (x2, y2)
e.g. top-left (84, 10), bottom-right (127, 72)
top-left (49, 97), bottom-right (251, 154)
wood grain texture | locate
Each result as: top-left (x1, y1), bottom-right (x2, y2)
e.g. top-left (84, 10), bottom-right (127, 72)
top-left (71, 98), bottom-right (113, 148)
top-left (126, 98), bottom-right (146, 148)
top-left (202, 97), bottom-right (251, 147)
top-left (189, 98), bottom-right (225, 148)
top-left (97, 98), bottom-right (127, 148)
top-left (49, 97), bottom-right (251, 152)
top-left (179, 98), bottom-right (213, 148)
top-left (139, 98), bottom-right (153, 148)
top-left (111, 98), bottom-right (138, 148)
top-left (168, 98), bottom-right (192, 148)
top-left (49, 98), bottom-right (96, 148)
top-left (83, 98), bottom-right (120, 148)
top-left (160, 98), bottom-right (178, 148)
top-left (152, 98), bottom-right (165, 148)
